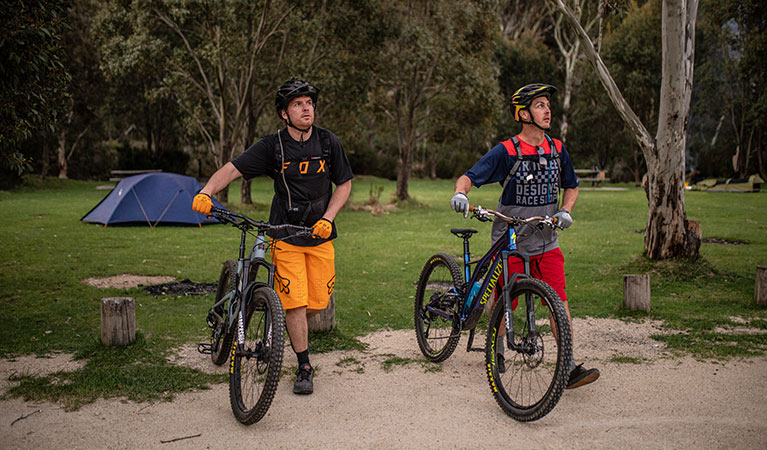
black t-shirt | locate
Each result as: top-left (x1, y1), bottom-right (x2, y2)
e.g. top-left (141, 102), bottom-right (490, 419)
top-left (232, 126), bottom-right (354, 246)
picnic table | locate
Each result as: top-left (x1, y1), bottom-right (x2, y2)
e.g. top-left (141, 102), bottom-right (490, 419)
top-left (575, 167), bottom-right (609, 186)
top-left (109, 169), bottom-right (162, 182)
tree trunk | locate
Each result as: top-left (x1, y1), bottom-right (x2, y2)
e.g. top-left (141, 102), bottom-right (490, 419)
top-left (241, 179), bottom-right (252, 205)
top-left (645, 0), bottom-right (699, 259)
top-left (40, 140), bottom-right (50, 179)
top-left (550, 0), bottom-right (699, 260)
top-left (307, 293), bottom-right (335, 331)
top-left (57, 130), bottom-right (68, 179)
top-left (756, 266), bottom-right (767, 307)
top-left (623, 274), bottom-right (651, 312)
top-left (101, 297), bottom-right (136, 346)
top-left (395, 101), bottom-right (415, 201)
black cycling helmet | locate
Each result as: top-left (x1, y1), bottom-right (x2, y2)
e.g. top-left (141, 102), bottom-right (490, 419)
top-left (509, 83), bottom-right (557, 126)
top-left (275, 77), bottom-right (319, 117)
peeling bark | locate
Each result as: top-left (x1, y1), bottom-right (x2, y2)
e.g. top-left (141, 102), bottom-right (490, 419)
top-left (550, 0), bottom-right (700, 260)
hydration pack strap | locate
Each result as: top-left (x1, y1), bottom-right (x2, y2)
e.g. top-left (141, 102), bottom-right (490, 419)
top-left (500, 134), bottom-right (562, 191)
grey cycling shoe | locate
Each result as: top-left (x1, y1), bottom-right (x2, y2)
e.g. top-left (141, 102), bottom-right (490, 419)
top-left (293, 363), bottom-right (314, 395)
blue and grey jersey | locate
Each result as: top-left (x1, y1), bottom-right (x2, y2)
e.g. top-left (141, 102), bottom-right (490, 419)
top-left (464, 135), bottom-right (578, 255)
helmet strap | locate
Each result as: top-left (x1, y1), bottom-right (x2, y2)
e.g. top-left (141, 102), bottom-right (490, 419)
top-left (519, 109), bottom-right (550, 131)
top-left (281, 109), bottom-right (312, 134)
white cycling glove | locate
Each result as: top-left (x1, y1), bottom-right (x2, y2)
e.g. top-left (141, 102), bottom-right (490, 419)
top-left (553, 209), bottom-right (573, 229)
top-left (450, 192), bottom-right (470, 218)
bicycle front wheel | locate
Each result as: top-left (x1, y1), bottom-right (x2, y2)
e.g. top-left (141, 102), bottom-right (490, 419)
top-left (414, 253), bottom-right (462, 362)
top-left (485, 278), bottom-right (572, 421)
top-left (229, 286), bottom-right (285, 425)
top-left (210, 260), bottom-right (236, 366)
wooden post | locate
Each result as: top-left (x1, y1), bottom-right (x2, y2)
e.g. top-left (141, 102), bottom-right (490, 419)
top-left (101, 297), bottom-right (136, 346)
top-left (756, 266), bottom-right (767, 307)
top-left (308, 292), bottom-right (335, 332)
top-left (623, 274), bottom-right (651, 312)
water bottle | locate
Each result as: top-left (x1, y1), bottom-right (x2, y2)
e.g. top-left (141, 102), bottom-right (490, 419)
top-left (508, 227), bottom-right (517, 251)
top-left (250, 234), bottom-right (266, 260)
top-left (464, 281), bottom-right (482, 315)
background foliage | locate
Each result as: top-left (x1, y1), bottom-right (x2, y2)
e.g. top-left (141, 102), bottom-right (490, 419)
top-left (2, 0), bottom-right (765, 189)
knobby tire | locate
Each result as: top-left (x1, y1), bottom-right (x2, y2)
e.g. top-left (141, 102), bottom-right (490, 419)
top-left (485, 278), bottom-right (572, 421)
top-left (414, 253), bottom-right (462, 362)
top-left (210, 260), bottom-right (237, 366)
top-left (229, 286), bottom-right (285, 425)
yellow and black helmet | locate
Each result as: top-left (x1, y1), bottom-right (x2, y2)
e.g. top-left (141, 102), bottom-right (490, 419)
top-left (509, 83), bottom-right (557, 122)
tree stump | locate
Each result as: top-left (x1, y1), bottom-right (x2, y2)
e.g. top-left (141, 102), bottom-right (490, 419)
top-left (756, 266), bottom-right (767, 307)
top-left (623, 274), bottom-right (651, 312)
top-left (308, 292), bottom-right (335, 332)
top-left (101, 297), bottom-right (136, 346)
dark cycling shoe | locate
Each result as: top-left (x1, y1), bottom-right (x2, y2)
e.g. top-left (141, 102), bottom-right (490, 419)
top-left (496, 354), bottom-right (506, 374)
top-left (567, 363), bottom-right (599, 389)
top-left (293, 363), bottom-right (314, 395)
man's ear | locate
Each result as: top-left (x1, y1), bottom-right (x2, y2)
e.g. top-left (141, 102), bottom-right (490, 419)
top-left (519, 109), bottom-right (530, 121)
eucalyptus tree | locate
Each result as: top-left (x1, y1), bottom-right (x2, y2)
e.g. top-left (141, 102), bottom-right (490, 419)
top-left (55, 0), bottom-right (104, 179)
top-left (149, 0), bottom-right (295, 202)
top-left (567, 0), bottom-right (661, 181)
top-left (0, 0), bottom-right (70, 185)
top-left (551, 0), bottom-right (601, 142)
top-left (550, 0), bottom-right (701, 260)
top-left (371, 0), bottom-right (500, 201)
top-left (696, 0), bottom-right (766, 179)
top-left (93, 1), bottom-right (185, 172)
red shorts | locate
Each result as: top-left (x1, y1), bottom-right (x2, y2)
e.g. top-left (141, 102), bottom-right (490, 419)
top-left (497, 247), bottom-right (567, 310)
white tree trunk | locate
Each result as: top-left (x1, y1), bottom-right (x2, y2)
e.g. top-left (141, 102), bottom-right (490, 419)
top-left (645, 0), bottom-right (699, 259)
top-left (550, 0), bottom-right (700, 259)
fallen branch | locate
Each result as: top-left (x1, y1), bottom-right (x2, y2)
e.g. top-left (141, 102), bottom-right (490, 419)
top-left (11, 409), bottom-right (41, 426)
top-left (160, 433), bottom-right (202, 444)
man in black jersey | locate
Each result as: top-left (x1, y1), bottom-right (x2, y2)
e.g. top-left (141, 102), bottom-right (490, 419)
top-left (193, 77), bottom-right (354, 395)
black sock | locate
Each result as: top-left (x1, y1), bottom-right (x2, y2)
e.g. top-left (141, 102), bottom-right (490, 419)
top-left (296, 350), bottom-right (310, 367)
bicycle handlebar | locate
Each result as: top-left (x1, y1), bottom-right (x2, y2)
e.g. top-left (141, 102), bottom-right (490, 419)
top-left (209, 206), bottom-right (314, 237)
top-left (468, 204), bottom-right (562, 229)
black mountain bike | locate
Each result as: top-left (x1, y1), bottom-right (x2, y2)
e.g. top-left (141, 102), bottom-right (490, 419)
top-left (198, 206), bottom-right (312, 425)
top-left (414, 205), bottom-right (573, 421)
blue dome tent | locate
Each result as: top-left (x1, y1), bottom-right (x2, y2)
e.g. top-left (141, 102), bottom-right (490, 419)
top-left (81, 173), bottom-right (224, 227)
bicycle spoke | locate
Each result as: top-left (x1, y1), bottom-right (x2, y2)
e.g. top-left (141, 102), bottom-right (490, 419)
top-left (486, 278), bottom-right (571, 421)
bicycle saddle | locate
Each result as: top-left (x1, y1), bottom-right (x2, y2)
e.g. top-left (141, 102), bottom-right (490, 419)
top-left (450, 228), bottom-right (478, 239)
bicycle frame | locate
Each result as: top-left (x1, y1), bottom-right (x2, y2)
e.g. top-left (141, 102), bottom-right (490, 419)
top-left (458, 229), bottom-right (530, 331)
top-left (205, 207), bottom-right (310, 355)
top-left (451, 208), bottom-right (560, 353)
top-left (208, 226), bottom-right (274, 352)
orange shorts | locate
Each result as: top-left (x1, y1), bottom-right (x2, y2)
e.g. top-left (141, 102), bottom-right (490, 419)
top-left (272, 240), bottom-right (335, 311)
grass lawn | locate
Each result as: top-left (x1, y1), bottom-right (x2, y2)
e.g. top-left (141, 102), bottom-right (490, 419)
top-left (1, 176), bottom-right (766, 408)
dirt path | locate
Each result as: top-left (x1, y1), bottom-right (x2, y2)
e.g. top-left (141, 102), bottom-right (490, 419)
top-left (2, 319), bottom-right (767, 449)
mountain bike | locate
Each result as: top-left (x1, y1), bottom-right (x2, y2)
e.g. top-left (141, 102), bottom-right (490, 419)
top-left (414, 205), bottom-right (573, 421)
top-left (197, 206), bottom-right (313, 425)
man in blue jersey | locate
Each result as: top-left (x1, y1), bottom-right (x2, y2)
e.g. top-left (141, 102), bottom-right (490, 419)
top-left (450, 83), bottom-right (598, 389)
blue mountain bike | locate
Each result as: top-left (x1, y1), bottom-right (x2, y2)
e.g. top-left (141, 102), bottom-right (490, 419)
top-left (414, 205), bottom-right (572, 421)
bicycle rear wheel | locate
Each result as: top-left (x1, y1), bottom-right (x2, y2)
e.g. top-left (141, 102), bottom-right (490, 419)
top-left (210, 260), bottom-right (236, 366)
top-left (229, 286), bottom-right (285, 425)
top-left (414, 253), bottom-right (462, 362)
top-left (485, 278), bottom-right (572, 421)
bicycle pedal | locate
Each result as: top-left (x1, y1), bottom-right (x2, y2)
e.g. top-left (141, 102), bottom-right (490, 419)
top-left (197, 343), bottom-right (213, 355)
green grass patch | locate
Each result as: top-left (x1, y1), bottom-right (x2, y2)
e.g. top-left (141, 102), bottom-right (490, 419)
top-left (609, 355), bottom-right (645, 364)
top-left (1, 176), bottom-right (766, 408)
top-left (3, 333), bottom-right (224, 410)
